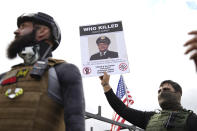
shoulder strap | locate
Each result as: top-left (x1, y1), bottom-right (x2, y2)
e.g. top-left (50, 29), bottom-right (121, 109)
top-left (48, 58), bottom-right (65, 67)
top-left (48, 66), bottom-right (63, 105)
top-left (47, 58), bottom-right (67, 105)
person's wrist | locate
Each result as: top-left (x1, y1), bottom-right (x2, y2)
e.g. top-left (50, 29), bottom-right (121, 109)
top-left (101, 82), bottom-right (109, 87)
top-left (101, 82), bottom-right (111, 92)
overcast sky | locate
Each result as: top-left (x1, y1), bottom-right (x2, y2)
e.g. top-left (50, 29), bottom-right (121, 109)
top-left (1, 0), bottom-right (197, 130)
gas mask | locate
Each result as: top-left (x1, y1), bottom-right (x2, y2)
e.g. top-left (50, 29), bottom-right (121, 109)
top-left (18, 44), bottom-right (40, 65)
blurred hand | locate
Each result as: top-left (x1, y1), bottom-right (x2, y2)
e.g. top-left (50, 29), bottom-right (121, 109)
top-left (99, 72), bottom-right (111, 92)
top-left (184, 31), bottom-right (197, 71)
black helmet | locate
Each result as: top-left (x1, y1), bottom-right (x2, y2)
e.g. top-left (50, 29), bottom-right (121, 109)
top-left (96, 36), bottom-right (111, 45)
top-left (17, 12), bottom-right (61, 51)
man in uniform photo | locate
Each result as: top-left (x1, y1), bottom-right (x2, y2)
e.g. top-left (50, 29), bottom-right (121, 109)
top-left (90, 36), bottom-right (118, 60)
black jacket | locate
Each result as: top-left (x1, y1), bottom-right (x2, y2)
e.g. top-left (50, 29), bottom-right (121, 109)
top-left (54, 62), bottom-right (85, 131)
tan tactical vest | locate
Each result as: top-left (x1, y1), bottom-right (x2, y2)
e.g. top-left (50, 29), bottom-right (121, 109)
top-left (146, 109), bottom-right (191, 131)
top-left (0, 58), bottom-right (65, 131)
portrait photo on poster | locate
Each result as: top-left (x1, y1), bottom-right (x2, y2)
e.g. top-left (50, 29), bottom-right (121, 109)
top-left (80, 21), bottom-right (130, 77)
top-left (88, 34), bottom-right (119, 61)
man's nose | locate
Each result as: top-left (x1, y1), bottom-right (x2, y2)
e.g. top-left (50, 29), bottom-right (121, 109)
top-left (14, 28), bottom-right (20, 35)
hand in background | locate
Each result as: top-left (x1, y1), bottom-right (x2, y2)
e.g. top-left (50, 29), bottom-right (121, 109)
top-left (184, 31), bottom-right (197, 71)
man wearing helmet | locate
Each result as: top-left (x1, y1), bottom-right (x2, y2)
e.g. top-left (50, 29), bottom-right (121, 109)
top-left (90, 36), bottom-right (118, 61)
top-left (0, 12), bottom-right (85, 131)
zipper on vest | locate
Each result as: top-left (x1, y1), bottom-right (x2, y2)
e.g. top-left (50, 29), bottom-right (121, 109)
top-left (164, 112), bottom-right (176, 129)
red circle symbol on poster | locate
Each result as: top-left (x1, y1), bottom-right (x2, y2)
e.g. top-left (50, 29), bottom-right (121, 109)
top-left (119, 63), bottom-right (128, 71)
top-left (83, 67), bottom-right (92, 75)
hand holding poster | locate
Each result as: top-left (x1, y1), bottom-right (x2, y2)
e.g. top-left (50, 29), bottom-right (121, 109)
top-left (79, 21), bottom-right (130, 77)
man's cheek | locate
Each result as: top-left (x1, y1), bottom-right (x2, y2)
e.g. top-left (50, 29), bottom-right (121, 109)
top-left (21, 29), bottom-right (33, 36)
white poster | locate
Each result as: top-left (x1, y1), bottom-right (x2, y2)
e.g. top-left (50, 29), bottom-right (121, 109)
top-left (80, 21), bottom-right (130, 77)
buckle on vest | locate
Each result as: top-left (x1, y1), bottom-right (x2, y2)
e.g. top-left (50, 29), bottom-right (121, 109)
top-left (5, 88), bottom-right (23, 99)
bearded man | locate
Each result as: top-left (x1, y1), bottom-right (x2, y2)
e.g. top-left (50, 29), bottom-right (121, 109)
top-left (0, 12), bottom-right (85, 131)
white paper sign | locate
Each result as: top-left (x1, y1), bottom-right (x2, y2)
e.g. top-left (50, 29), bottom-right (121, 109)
top-left (79, 21), bottom-right (130, 77)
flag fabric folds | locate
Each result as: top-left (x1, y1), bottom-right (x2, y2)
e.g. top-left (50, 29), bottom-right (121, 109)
top-left (111, 75), bottom-right (134, 131)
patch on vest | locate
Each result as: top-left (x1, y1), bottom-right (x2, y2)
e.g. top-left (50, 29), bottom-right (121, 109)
top-left (1, 76), bottom-right (17, 85)
top-left (16, 69), bottom-right (29, 78)
top-left (5, 88), bottom-right (23, 99)
top-left (1, 70), bottom-right (18, 85)
top-left (1, 69), bottom-right (29, 86)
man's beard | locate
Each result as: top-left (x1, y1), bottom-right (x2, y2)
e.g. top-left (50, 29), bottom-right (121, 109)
top-left (7, 30), bottom-right (37, 59)
top-left (158, 91), bottom-right (182, 111)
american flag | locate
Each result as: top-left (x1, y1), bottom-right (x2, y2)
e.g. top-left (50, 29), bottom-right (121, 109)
top-left (111, 75), bottom-right (134, 131)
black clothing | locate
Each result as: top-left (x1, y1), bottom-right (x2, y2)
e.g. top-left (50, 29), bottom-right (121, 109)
top-left (54, 62), bottom-right (85, 131)
top-left (0, 61), bottom-right (85, 131)
top-left (105, 89), bottom-right (197, 131)
top-left (90, 50), bottom-right (118, 60)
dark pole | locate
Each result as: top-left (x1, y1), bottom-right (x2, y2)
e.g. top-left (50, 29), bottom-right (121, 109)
top-left (85, 111), bottom-right (136, 130)
top-left (85, 106), bottom-right (144, 131)
top-left (97, 105), bottom-right (101, 116)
